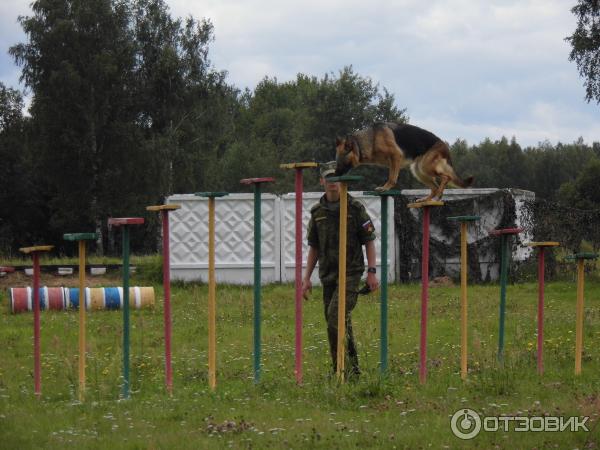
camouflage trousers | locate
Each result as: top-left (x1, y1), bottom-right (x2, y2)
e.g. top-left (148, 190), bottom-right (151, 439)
top-left (322, 274), bottom-right (361, 376)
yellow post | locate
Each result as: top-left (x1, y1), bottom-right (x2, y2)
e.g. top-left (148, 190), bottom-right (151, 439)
top-left (78, 240), bottom-right (86, 401)
top-left (208, 197), bottom-right (216, 390)
top-left (337, 182), bottom-right (348, 382)
top-left (460, 222), bottom-right (468, 380)
top-left (448, 215), bottom-right (479, 380)
top-left (575, 258), bottom-right (584, 375)
top-left (64, 233), bottom-right (97, 401)
top-left (195, 192), bottom-right (228, 390)
top-left (566, 252), bottom-right (597, 375)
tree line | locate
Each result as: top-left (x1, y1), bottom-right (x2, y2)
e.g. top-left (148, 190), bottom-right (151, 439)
top-left (0, 0), bottom-right (598, 256)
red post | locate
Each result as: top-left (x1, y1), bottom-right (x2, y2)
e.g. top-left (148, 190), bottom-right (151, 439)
top-left (33, 252), bottom-right (41, 397)
top-left (147, 204), bottom-right (180, 394)
top-left (537, 247), bottom-right (545, 375)
top-left (280, 161), bottom-right (317, 385)
top-left (420, 207), bottom-right (430, 384)
top-left (294, 169), bottom-right (303, 384)
top-left (408, 200), bottom-right (443, 385)
top-left (526, 241), bottom-right (559, 375)
top-left (20, 245), bottom-right (53, 398)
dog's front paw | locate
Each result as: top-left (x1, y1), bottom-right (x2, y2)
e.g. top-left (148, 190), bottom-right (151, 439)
top-left (376, 184), bottom-right (394, 192)
top-left (415, 195), bottom-right (433, 203)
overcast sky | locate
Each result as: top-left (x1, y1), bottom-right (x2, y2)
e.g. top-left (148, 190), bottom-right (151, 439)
top-left (1, 0), bottom-right (598, 147)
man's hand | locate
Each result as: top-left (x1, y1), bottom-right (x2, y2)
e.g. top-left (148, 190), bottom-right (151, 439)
top-left (302, 277), bottom-right (313, 300)
top-left (364, 241), bottom-right (379, 292)
top-left (366, 272), bottom-right (379, 292)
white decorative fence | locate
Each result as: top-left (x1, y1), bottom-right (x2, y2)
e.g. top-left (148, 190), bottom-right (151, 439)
top-left (167, 192), bottom-right (395, 285)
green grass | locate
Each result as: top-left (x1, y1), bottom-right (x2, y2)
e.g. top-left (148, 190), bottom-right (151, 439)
top-left (0, 255), bottom-right (154, 266)
top-left (0, 280), bottom-right (598, 448)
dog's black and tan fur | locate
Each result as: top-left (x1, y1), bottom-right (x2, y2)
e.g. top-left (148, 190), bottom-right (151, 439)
top-left (335, 122), bottom-right (473, 202)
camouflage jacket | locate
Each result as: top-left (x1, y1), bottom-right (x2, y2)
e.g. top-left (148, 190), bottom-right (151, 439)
top-left (307, 194), bottom-right (376, 285)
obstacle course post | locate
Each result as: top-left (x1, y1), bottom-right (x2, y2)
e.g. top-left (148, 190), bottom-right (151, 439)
top-left (195, 192), bottom-right (228, 390)
top-left (19, 245), bottom-right (54, 398)
top-left (489, 227), bottom-right (523, 363)
top-left (280, 162), bottom-right (318, 384)
top-left (407, 200), bottom-right (444, 384)
top-left (108, 217), bottom-right (144, 399)
top-left (240, 178), bottom-right (275, 383)
top-left (447, 216), bottom-right (480, 380)
top-left (525, 242), bottom-right (560, 375)
top-left (146, 204), bottom-right (181, 395)
top-left (63, 233), bottom-right (98, 401)
top-left (195, 193), bottom-right (228, 390)
top-left (566, 252), bottom-right (598, 375)
top-left (327, 175), bottom-right (363, 382)
top-left (365, 190), bottom-right (402, 375)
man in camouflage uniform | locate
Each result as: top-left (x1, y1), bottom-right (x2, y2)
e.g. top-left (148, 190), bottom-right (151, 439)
top-left (302, 161), bottom-right (379, 377)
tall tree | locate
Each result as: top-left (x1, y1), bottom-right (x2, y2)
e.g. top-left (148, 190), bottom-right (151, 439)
top-left (131, 0), bottom-right (235, 195)
top-left (10, 0), bottom-right (138, 253)
top-left (227, 67), bottom-right (408, 193)
top-left (558, 158), bottom-right (600, 209)
top-left (9, 0), bottom-right (233, 253)
top-left (567, 0), bottom-right (600, 103)
top-left (0, 83), bottom-right (38, 252)
top-left (0, 84), bottom-right (23, 132)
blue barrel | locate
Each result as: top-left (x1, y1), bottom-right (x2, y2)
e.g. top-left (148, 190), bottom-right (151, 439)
top-left (104, 287), bottom-right (121, 310)
top-left (68, 288), bottom-right (81, 309)
top-left (38, 287), bottom-right (47, 310)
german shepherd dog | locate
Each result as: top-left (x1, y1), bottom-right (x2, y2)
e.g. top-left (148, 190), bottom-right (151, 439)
top-left (335, 122), bottom-right (474, 202)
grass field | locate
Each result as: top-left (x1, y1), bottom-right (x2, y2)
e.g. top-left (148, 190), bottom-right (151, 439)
top-left (0, 274), bottom-right (598, 449)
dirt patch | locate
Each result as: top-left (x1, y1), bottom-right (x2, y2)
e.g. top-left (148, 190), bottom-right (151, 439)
top-left (430, 276), bottom-right (454, 288)
top-left (0, 271), bottom-right (122, 290)
top-left (579, 394), bottom-right (600, 422)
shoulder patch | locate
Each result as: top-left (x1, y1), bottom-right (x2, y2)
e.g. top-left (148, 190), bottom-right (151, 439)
top-left (362, 219), bottom-right (375, 233)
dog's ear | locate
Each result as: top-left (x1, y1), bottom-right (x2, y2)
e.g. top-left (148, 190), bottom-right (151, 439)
top-left (344, 137), bottom-right (354, 152)
top-left (335, 136), bottom-right (344, 147)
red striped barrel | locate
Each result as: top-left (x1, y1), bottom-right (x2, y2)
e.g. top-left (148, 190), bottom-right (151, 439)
top-left (9, 287), bottom-right (31, 313)
top-left (9, 286), bottom-right (154, 312)
top-left (10, 287), bottom-right (67, 313)
top-left (47, 287), bottom-right (65, 310)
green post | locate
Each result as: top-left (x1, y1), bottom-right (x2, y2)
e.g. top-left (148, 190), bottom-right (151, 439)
top-left (108, 217), bottom-right (144, 399)
top-left (489, 227), bottom-right (522, 363)
top-left (380, 196), bottom-right (388, 373)
top-left (240, 177), bottom-right (275, 383)
top-left (365, 189), bottom-right (401, 375)
top-left (122, 227), bottom-right (131, 397)
top-left (253, 184), bottom-right (261, 383)
top-left (498, 235), bottom-right (508, 362)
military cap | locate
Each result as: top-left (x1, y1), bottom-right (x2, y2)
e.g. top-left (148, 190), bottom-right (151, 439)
top-left (320, 161), bottom-right (337, 178)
